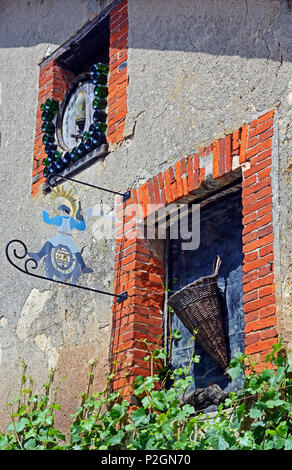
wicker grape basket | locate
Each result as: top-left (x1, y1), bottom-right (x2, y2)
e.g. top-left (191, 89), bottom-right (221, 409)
top-left (168, 256), bottom-right (229, 373)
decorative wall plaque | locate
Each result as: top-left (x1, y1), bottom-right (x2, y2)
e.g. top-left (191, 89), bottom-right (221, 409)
top-left (5, 184), bottom-right (128, 303)
top-left (42, 63), bottom-right (109, 189)
top-left (28, 186), bottom-right (93, 284)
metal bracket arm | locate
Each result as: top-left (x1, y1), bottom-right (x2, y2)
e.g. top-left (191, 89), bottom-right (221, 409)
top-left (5, 240), bottom-right (127, 303)
top-left (47, 174), bottom-right (131, 202)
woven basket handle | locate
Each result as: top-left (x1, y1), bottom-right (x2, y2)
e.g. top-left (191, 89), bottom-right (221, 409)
top-left (213, 255), bottom-right (222, 276)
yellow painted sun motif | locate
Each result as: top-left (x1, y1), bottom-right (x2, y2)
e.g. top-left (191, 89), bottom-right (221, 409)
top-left (50, 185), bottom-right (78, 218)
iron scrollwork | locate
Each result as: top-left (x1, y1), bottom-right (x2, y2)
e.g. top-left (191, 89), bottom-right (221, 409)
top-left (5, 239), bottom-right (127, 303)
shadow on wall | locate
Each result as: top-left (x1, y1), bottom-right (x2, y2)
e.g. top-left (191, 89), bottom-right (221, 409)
top-left (0, 0), bottom-right (291, 63)
top-left (0, 0), bottom-right (114, 49)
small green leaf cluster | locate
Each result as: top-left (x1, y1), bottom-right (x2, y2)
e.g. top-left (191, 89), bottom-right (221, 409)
top-left (0, 341), bottom-right (291, 450)
top-left (197, 340), bottom-right (292, 450)
top-left (0, 361), bottom-right (65, 450)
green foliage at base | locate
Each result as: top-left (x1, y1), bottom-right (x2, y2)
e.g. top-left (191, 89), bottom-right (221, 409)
top-left (0, 340), bottom-right (291, 450)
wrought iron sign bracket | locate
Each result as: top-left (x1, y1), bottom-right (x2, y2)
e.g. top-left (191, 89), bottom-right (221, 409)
top-left (6, 174), bottom-right (131, 302)
top-left (47, 174), bottom-right (131, 203)
top-left (5, 240), bottom-right (128, 304)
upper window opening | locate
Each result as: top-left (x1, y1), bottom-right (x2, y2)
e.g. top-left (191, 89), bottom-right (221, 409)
top-left (41, 15), bottom-right (110, 192)
top-left (57, 15), bottom-right (110, 75)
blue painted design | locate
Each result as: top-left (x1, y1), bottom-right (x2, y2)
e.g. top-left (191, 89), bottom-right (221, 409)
top-left (169, 190), bottom-right (244, 394)
top-left (28, 205), bottom-right (93, 283)
top-left (42, 210), bottom-right (85, 254)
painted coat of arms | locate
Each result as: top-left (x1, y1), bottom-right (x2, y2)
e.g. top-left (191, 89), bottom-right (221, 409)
top-left (28, 186), bottom-right (93, 284)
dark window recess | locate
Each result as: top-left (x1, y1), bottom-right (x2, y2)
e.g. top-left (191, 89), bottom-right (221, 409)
top-left (42, 15), bottom-right (110, 192)
top-left (167, 188), bottom-right (244, 410)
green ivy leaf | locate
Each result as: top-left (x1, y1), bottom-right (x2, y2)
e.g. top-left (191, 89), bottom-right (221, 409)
top-left (22, 429), bottom-right (36, 440)
top-left (238, 432), bottom-right (254, 450)
top-left (172, 329), bottom-right (182, 340)
top-left (152, 391), bottom-right (165, 411)
top-left (23, 438), bottom-right (37, 450)
top-left (249, 407), bottom-right (263, 419)
top-left (28, 394), bottom-right (38, 403)
top-left (153, 349), bottom-right (167, 360)
top-left (0, 436), bottom-right (10, 450)
top-left (75, 406), bottom-right (83, 416)
top-left (266, 399), bottom-right (286, 408)
top-left (182, 404), bottom-right (195, 415)
top-left (284, 436), bottom-right (292, 450)
top-left (273, 435), bottom-right (285, 450)
top-left (141, 396), bottom-right (152, 409)
top-left (276, 421), bottom-right (288, 438)
top-left (8, 417), bottom-right (29, 433)
top-left (110, 403), bottom-right (126, 420)
top-left (107, 429), bottom-right (125, 447)
top-left (207, 431), bottom-right (229, 450)
top-left (191, 355), bottom-right (200, 364)
top-left (251, 420), bottom-right (266, 444)
top-left (259, 369), bottom-right (275, 381)
top-left (236, 402), bottom-right (246, 422)
top-left (50, 404), bottom-right (61, 411)
top-left (72, 444), bottom-right (84, 450)
top-left (287, 350), bottom-right (292, 373)
top-left (263, 439), bottom-right (274, 450)
top-left (131, 408), bottom-right (150, 427)
top-left (228, 362), bottom-right (242, 381)
top-left (134, 376), bottom-right (156, 396)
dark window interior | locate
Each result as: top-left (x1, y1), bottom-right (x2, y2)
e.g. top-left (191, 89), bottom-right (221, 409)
top-left (167, 188), bottom-right (245, 405)
top-left (57, 15), bottom-right (110, 75)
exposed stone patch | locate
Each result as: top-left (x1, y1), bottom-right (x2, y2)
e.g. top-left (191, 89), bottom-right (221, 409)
top-left (16, 289), bottom-right (52, 342)
top-left (0, 317), bottom-right (8, 329)
top-left (34, 333), bottom-right (59, 370)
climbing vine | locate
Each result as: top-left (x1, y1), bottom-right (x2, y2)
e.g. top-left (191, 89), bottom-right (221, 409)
top-left (0, 340), bottom-right (291, 450)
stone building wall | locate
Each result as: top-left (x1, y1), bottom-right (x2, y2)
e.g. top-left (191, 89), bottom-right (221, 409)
top-left (0, 0), bottom-right (291, 431)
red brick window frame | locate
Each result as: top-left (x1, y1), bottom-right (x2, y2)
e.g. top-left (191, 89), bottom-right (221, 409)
top-left (32, 61), bottom-right (74, 196)
top-left (112, 110), bottom-right (278, 396)
top-left (108, 0), bottom-right (129, 145)
top-left (32, 0), bottom-right (129, 196)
